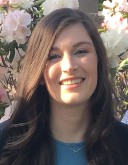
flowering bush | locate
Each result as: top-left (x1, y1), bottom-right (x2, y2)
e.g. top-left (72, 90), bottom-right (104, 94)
top-left (99, 0), bottom-right (128, 119)
top-left (0, 0), bottom-right (44, 118)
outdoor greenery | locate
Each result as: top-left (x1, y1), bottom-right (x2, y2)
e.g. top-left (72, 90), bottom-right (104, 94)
top-left (99, 0), bottom-right (105, 10)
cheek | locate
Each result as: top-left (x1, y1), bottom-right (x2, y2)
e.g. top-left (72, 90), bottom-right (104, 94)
top-left (44, 65), bottom-right (61, 101)
top-left (88, 58), bottom-right (98, 81)
top-left (44, 64), bottom-right (58, 85)
top-left (81, 55), bottom-right (98, 71)
top-left (89, 57), bottom-right (98, 88)
top-left (82, 55), bottom-right (98, 89)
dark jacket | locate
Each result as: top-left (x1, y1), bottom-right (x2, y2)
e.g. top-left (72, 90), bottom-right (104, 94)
top-left (0, 119), bottom-right (128, 165)
top-left (109, 120), bottom-right (128, 165)
top-left (0, 120), bottom-right (10, 154)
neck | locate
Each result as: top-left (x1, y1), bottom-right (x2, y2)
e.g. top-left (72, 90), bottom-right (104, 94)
top-left (50, 102), bottom-right (91, 143)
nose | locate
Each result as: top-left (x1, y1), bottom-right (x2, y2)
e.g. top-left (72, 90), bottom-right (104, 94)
top-left (61, 54), bottom-right (78, 73)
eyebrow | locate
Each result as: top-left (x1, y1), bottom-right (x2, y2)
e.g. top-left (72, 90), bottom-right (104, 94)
top-left (73, 41), bottom-right (93, 48)
top-left (50, 41), bottom-right (93, 51)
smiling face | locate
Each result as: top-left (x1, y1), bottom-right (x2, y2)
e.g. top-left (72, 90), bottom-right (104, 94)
top-left (44, 23), bottom-right (98, 108)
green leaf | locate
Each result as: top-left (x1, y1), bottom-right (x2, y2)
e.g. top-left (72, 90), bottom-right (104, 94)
top-left (0, 48), bottom-right (7, 55)
top-left (0, 6), bottom-right (6, 11)
top-left (123, 101), bottom-right (128, 105)
top-left (8, 41), bottom-right (18, 63)
top-left (9, 48), bottom-right (15, 63)
top-left (33, 0), bottom-right (44, 7)
top-left (0, 104), bottom-right (6, 118)
top-left (125, 89), bottom-right (128, 95)
top-left (118, 58), bottom-right (128, 71)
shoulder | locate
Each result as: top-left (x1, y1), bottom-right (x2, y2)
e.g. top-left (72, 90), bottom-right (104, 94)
top-left (113, 120), bottom-right (128, 155)
top-left (0, 120), bottom-right (10, 137)
top-left (0, 120), bottom-right (10, 153)
top-left (107, 119), bottom-right (128, 148)
top-left (114, 119), bottom-right (128, 138)
top-left (108, 120), bottom-right (128, 164)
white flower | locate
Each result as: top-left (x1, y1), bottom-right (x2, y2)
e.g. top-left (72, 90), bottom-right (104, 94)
top-left (0, 13), bottom-right (4, 24)
top-left (101, 0), bottom-right (128, 31)
top-left (9, 0), bottom-right (34, 9)
top-left (102, 0), bottom-right (119, 14)
top-left (119, 1), bottom-right (128, 13)
top-left (0, 101), bottom-right (15, 123)
top-left (1, 10), bottom-right (32, 44)
top-left (114, 0), bottom-right (127, 6)
top-left (122, 110), bottom-right (128, 124)
top-left (100, 29), bottom-right (128, 67)
top-left (102, 7), bottom-right (127, 31)
top-left (103, 0), bottom-right (115, 8)
top-left (43, 0), bottom-right (79, 15)
top-left (105, 13), bottom-right (122, 30)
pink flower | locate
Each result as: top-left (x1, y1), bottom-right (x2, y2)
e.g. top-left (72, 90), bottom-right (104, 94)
top-left (1, 10), bottom-right (32, 44)
top-left (119, 2), bottom-right (128, 13)
top-left (0, 103), bottom-right (13, 122)
top-left (0, 0), bottom-right (9, 7)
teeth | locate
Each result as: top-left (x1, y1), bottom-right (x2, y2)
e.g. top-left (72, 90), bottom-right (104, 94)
top-left (61, 78), bottom-right (83, 85)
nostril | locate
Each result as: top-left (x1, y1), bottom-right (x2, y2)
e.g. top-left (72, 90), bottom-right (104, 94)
top-left (62, 65), bottom-right (78, 73)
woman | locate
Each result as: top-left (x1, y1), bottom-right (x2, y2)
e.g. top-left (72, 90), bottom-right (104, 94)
top-left (0, 8), bottom-right (128, 165)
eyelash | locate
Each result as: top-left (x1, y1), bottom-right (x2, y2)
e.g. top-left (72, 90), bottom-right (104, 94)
top-left (74, 49), bottom-right (88, 55)
top-left (48, 49), bottom-right (88, 60)
top-left (48, 54), bottom-right (60, 60)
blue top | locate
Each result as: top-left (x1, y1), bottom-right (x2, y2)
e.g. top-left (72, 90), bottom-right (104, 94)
top-left (54, 139), bottom-right (88, 165)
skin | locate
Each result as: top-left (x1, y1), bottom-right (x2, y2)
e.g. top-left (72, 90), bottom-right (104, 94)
top-left (44, 23), bottom-right (98, 142)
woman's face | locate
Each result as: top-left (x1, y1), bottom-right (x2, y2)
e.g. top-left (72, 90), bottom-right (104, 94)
top-left (44, 23), bottom-right (98, 108)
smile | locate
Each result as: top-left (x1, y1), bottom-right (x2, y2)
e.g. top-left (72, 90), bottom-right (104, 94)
top-left (60, 78), bottom-right (85, 85)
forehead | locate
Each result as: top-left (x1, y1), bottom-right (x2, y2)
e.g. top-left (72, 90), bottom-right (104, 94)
top-left (52, 23), bottom-right (93, 48)
top-left (52, 23), bottom-right (94, 47)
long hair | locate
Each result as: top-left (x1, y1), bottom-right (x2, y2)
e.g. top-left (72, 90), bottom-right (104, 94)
top-left (0, 8), bottom-right (121, 165)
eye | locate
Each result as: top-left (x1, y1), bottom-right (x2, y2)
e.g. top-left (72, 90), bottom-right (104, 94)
top-left (48, 54), bottom-right (61, 60)
top-left (74, 49), bottom-right (88, 56)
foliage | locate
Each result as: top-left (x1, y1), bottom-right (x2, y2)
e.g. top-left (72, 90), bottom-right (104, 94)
top-left (99, 0), bottom-right (105, 11)
top-left (0, 102), bottom-right (6, 118)
top-left (99, 0), bottom-right (128, 119)
top-left (0, 0), bottom-right (44, 120)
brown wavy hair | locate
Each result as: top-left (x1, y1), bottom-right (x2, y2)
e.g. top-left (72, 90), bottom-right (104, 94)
top-left (0, 8), bottom-right (121, 165)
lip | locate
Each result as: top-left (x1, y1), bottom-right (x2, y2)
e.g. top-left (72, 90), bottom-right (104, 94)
top-left (59, 77), bottom-right (85, 85)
